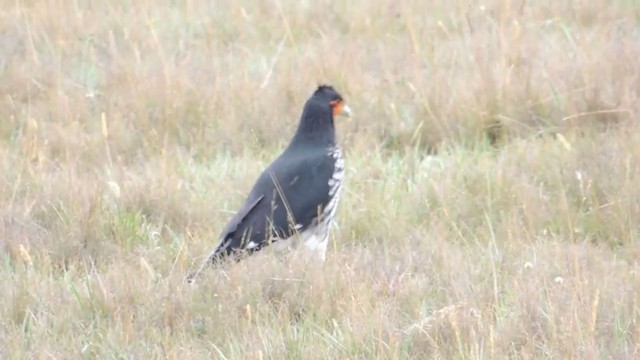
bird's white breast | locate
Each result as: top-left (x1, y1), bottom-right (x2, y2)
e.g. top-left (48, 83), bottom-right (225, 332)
top-left (324, 146), bottom-right (344, 219)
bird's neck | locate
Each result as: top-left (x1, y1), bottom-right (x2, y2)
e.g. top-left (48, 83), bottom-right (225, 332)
top-left (289, 113), bottom-right (336, 148)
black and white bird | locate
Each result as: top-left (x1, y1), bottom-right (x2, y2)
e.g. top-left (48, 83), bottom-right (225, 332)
top-left (187, 85), bottom-right (351, 283)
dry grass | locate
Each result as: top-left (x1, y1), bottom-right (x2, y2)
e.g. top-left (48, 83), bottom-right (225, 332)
top-left (1, 0), bottom-right (640, 358)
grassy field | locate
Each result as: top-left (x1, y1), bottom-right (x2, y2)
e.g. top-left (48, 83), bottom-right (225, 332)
top-left (1, 0), bottom-right (640, 358)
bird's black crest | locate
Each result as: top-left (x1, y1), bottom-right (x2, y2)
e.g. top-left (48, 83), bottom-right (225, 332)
top-left (315, 84), bottom-right (335, 93)
top-left (313, 84), bottom-right (343, 101)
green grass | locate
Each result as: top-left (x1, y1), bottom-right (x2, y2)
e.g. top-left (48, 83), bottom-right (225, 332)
top-left (1, 0), bottom-right (640, 358)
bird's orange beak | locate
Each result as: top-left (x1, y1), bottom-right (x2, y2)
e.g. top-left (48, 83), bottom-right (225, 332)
top-left (330, 100), bottom-right (352, 118)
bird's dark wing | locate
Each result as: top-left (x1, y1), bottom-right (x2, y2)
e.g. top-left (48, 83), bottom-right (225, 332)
top-left (186, 194), bottom-right (265, 283)
top-left (214, 194), bottom-right (265, 252)
top-left (208, 149), bottom-right (335, 262)
top-left (270, 150), bottom-right (336, 232)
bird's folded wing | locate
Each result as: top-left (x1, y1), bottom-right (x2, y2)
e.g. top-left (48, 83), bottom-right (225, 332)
top-left (187, 194), bottom-right (266, 283)
top-left (218, 194), bottom-right (265, 247)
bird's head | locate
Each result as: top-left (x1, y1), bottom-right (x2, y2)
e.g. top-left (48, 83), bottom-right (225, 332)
top-left (310, 85), bottom-right (352, 119)
top-left (291, 85), bottom-right (351, 146)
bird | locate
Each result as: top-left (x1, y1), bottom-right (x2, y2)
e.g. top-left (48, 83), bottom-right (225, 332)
top-left (187, 85), bottom-right (351, 283)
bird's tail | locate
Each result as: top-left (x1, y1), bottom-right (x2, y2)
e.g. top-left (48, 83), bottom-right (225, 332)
top-left (186, 242), bottom-right (227, 284)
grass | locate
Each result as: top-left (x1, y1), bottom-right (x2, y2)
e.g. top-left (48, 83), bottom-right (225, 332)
top-left (1, 0), bottom-right (640, 358)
